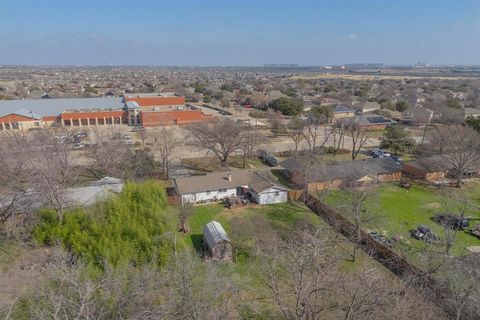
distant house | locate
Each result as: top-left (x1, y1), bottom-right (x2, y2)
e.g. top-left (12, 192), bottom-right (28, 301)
top-left (352, 101), bottom-right (381, 114)
top-left (402, 156), bottom-right (480, 182)
top-left (354, 114), bottom-right (397, 130)
top-left (333, 105), bottom-right (356, 122)
top-left (281, 157), bottom-right (402, 191)
top-left (464, 108), bottom-right (480, 119)
top-left (174, 170), bottom-right (288, 205)
top-left (203, 221), bottom-right (233, 261)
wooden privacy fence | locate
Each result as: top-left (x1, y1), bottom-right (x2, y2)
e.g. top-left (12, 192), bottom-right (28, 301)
top-left (292, 190), bottom-right (457, 317)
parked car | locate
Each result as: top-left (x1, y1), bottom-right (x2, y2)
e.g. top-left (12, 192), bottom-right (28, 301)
top-left (263, 155), bottom-right (278, 167)
top-left (390, 156), bottom-right (402, 164)
top-left (434, 213), bottom-right (470, 230)
top-left (410, 225), bottom-right (441, 243)
top-left (370, 148), bottom-right (391, 158)
top-left (73, 132), bottom-right (87, 139)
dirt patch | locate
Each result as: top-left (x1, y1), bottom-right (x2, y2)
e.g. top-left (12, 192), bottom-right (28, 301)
top-left (425, 202), bottom-right (441, 209)
top-left (467, 246), bottom-right (480, 254)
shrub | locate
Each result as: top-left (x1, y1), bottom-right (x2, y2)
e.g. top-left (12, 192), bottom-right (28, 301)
top-left (33, 181), bottom-right (174, 269)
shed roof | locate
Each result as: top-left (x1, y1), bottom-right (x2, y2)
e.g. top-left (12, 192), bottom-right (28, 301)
top-left (203, 221), bottom-right (230, 249)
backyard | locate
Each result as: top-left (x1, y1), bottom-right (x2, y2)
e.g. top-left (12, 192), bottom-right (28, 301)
top-left (325, 181), bottom-right (480, 265)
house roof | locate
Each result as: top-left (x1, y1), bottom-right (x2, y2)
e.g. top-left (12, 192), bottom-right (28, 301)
top-left (465, 108), bottom-right (480, 116)
top-left (403, 155), bottom-right (480, 173)
top-left (334, 105), bottom-right (356, 113)
top-left (249, 173), bottom-right (289, 193)
top-left (0, 97), bottom-right (124, 117)
top-left (175, 170), bottom-right (253, 194)
top-left (352, 101), bottom-right (381, 112)
top-left (355, 114), bottom-right (396, 126)
top-left (174, 170), bottom-right (286, 195)
top-left (12, 108), bottom-right (42, 120)
top-left (203, 221), bottom-right (231, 249)
top-left (281, 157), bottom-right (402, 183)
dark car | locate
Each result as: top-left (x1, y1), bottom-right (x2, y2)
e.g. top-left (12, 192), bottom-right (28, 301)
top-left (411, 225), bottom-right (441, 243)
top-left (434, 213), bottom-right (470, 230)
top-left (263, 155), bottom-right (278, 167)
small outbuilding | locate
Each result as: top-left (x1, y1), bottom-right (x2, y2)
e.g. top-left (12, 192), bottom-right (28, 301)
top-left (203, 221), bottom-right (233, 261)
top-left (249, 174), bottom-right (289, 205)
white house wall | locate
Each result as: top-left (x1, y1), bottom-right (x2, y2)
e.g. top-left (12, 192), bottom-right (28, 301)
top-left (182, 188), bottom-right (237, 204)
top-left (256, 187), bottom-right (288, 205)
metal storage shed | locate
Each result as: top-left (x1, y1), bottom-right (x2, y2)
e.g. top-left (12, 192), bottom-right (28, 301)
top-left (203, 221), bottom-right (233, 261)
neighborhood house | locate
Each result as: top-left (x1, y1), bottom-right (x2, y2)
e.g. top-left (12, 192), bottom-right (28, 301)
top-left (402, 155), bottom-right (480, 182)
top-left (281, 157), bottom-right (402, 191)
top-left (174, 170), bottom-right (288, 205)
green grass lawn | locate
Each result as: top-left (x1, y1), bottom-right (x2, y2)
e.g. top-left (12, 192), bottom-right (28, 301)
top-left (175, 201), bottom-right (391, 277)
top-left (325, 182), bottom-right (480, 262)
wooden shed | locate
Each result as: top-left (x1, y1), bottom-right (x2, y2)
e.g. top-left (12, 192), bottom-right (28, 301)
top-left (202, 221), bottom-right (233, 262)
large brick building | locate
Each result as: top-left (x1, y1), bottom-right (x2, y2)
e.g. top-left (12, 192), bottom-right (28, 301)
top-left (124, 93), bottom-right (213, 127)
top-left (0, 93), bottom-right (213, 131)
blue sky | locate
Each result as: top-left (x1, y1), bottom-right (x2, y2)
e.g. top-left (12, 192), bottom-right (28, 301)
top-left (0, 0), bottom-right (479, 66)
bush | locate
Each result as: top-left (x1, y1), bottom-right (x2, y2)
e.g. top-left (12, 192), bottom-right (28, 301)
top-left (33, 181), bottom-right (174, 269)
top-left (266, 97), bottom-right (304, 116)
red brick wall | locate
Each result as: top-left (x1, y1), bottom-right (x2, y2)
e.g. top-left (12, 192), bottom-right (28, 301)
top-left (141, 110), bottom-right (214, 127)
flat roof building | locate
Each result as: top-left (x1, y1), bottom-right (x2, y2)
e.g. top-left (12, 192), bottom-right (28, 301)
top-left (0, 93), bottom-right (214, 131)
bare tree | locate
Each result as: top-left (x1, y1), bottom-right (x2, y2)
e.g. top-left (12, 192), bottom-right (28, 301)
top-left (86, 128), bottom-right (124, 175)
top-left (27, 128), bottom-right (76, 221)
top-left (287, 117), bottom-right (305, 157)
top-left (343, 118), bottom-right (369, 160)
top-left (438, 255), bottom-right (480, 320)
top-left (187, 118), bottom-right (245, 167)
top-left (259, 231), bottom-right (337, 320)
top-left (178, 203), bottom-right (193, 233)
top-left (330, 123), bottom-right (346, 156)
top-left (343, 180), bottom-right (375, 262)
top-left (151, 127), bottom-right (181, 179)
top-left (424, 125), bottom-right (480, 187)
top-left (437, 190), bottom-right (472, 255)
top-left (303, 108), bottom-right (332, 155)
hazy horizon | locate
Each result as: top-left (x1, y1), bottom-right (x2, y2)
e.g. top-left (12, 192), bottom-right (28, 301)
top-left (1, 0), bottom-right (479, 66)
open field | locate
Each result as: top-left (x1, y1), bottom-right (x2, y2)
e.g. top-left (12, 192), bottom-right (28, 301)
top-left (325, 182), bottom-right (480, 265)
top-left (292, 73), bottom-right (478, 81)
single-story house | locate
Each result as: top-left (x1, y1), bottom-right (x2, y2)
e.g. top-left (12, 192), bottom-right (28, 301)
top-left (203, 220), bottom-right (233, 261)
top-left (174, 170), bottom-right (288, 205)
top-left (281, 157), bottom-right (402, 191)
top-left (354, 114), bottom-right (397, 130)
top-left (352, 101), bottom-right (381, 114)
top-left (333, 105), bottom-right (356, 122)
top-left (402, 155), bottom-right (480, 182)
